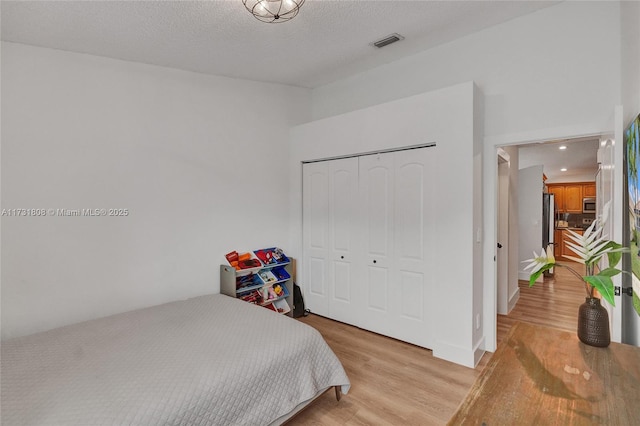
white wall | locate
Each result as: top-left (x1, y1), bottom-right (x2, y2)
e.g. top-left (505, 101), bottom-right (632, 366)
top-left (545, 175), bottom-right (597, 184)
top-left (518, 166), bottom-right (544, 281)
top-left (1, 42), bottom-right (311, 340)
top-left (471, 85), bottom-right (485, 363)
top-left (311, 1), bottom-right (620, 141)
top-left (290, 82), bottom-right (484, 367)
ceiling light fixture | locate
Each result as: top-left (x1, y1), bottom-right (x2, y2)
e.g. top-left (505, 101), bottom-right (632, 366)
top-left (243, 0), bottom-right (305, 23)
top-left (559, 145), bottom-right (567, 150)
top-left (561, 168), bottom-right (567, 172)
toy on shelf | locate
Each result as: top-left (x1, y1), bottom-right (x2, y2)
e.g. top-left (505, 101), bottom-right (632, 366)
top-left (225, 250), bottom-right (262, 271)
top-left (259, 284), bottom-right (289, 305)
top-left (271, 267), bottom-right (290, 282)
top-left (254, 247), bottom-right (289, 266)
top-left (273, 284), bottom-right (284, 297)
top-left (236, 273), bottom-right (262, 291)
top-left (258, 270), bottom-right (277, 284)
top-left (238, 290), bottom-right (263, 305)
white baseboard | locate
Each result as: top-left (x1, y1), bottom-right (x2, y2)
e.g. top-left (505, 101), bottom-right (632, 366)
top-left (508, 287), bottom-right (520, 313)
top-left (473, 337), bottom-right (486, 367)
top-left (433, 340), bottom-right (478, 368)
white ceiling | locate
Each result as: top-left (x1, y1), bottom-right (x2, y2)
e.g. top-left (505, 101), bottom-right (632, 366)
top-left (1, 0), bottom-right (558, 88)
top-left (518, 137), bottom-right (601, 182)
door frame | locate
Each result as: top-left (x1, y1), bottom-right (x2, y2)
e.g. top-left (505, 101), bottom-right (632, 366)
top-left (483, 121), bottom-right (616, 352)
top-left (496, 148), bottom-right (510, 315)
top-left (610, 106), bottom-right (625, 341)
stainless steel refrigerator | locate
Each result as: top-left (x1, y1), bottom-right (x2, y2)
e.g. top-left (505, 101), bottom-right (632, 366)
top-left (542, 193), bottom-right (555, 274)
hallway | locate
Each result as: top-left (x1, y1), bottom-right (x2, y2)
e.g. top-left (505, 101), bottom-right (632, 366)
top-left (497, 259), bottom-right (586, 343)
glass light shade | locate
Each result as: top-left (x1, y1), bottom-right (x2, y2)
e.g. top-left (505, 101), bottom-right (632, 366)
top-left (243, 0), bottom-right (305, 23)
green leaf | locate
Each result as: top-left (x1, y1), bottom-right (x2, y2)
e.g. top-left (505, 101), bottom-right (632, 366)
top-left (604, 241), bottom-right (629, 268)
top-left (598, 267), bottom-right (622, 278)
top-left (607, 250), bottom-right (622, 268)
top-left (529, 270), bottom-right (541, 286)
top-left (583, 275), bottom-right (616, 306)
top-left (528, 264), bottom-right (554, 287)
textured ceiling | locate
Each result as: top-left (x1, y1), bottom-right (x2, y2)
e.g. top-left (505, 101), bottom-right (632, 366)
top-left (519, 137), bottom-right (601, 182)
top-left (1, 0), bottom-right (558, 88)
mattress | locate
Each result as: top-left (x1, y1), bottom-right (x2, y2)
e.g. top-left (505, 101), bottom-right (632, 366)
top-left (1, 294), bottom-right (350, 425)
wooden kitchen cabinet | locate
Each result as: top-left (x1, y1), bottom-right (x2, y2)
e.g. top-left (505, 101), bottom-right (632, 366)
top-left (564, 184), bottom-right (583, 213)
top-left (547, 182), bottom-right (594, 213)
top-left (583, 183), bottom-right (596, 197)
top-left (547, 186), bottom-right (565, 212)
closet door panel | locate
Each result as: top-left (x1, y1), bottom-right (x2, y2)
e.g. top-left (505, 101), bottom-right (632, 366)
top-left (360, 155), bottom-right (393, 264)
top-left (302, 162), bottom-right (330, 316)
top-left (359, 153), bottom-right (394, 335)
top-left (395, 162), bottom-right (426, 260)
top-left (331, 167), bottom-right (353, 252)
top-left (308, 258), bottom-right (327, 297)
top-left (391, 147), bottom-right (435, 348)
top-left (365, 167), bottom-right (391, 257)
top-left (307, 169), bottom-right (329, 250)
top-left (328, 157), bottom-right (359, 325)
top-left (367, 267), bottom-right (389, 311)
top-left (332, 262), bottom-right (351, 302)
top-left (364, 264), bottom-right (390, 334)
top-left (399, 271), bottom-right (424, 321)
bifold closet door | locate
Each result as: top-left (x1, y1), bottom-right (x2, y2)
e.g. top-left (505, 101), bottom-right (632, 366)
top-left (302, 158), bottom-right (359, 324)
top-left (303, 147), bottom-right (435, 349)
top-left (359, 148), bottom-right (435, 348)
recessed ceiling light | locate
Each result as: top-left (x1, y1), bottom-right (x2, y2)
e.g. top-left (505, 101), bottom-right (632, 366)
top-left (561, 168), bottom-right (567, 172)
top-left (559, 145), bottom-right (567, 150)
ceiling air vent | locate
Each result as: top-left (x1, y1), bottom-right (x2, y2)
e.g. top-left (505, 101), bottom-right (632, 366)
top-left (372, 33), bottom-right (405, 48)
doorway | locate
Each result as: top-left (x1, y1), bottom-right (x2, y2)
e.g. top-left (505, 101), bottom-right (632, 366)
top-left (494, 135), bottom-right (604, 343)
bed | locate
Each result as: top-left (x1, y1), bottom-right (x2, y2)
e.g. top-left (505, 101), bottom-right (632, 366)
top-left (1, 294), bottom-right (350, 425)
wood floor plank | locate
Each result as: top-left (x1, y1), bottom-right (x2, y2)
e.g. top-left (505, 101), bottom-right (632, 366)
top-left (287, 260), bottom-right (585, 425)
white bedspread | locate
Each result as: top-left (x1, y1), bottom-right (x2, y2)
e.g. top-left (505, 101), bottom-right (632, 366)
top-left (1, 294), bottom-right (350, 425)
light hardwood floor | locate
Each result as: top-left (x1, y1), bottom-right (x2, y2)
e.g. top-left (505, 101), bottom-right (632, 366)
top-left (288, 260), bottom-right (585, 425)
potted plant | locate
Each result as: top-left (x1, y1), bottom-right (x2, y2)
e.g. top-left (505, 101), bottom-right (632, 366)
top-left (523, 202), bottom-right (628, 347)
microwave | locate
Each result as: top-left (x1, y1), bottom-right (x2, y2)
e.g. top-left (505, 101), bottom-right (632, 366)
top-left (583, 198), bottom-right (596, 214)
